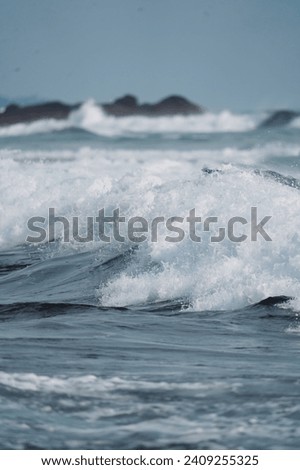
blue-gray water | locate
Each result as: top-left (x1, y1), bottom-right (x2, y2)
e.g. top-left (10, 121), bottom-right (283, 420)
top-left (1, 105), bottom-right (300, 449)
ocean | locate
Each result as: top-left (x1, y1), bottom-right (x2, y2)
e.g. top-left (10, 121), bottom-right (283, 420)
top-left (1, 102), bottom-right (300, 449)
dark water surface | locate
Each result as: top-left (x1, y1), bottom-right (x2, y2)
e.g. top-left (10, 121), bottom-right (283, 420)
top-left (0, 296), bottom-right (300, 449)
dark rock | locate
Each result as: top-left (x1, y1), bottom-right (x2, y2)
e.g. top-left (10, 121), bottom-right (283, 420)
top-left (5, 104), bottom-right (20, 114)
top-left (152, 95), bottom-right (202, 115)
top-left (113, 94), bottom-right (138, 108)
top-left (255, 295), bottom-right (292, 306)
top-left (102, 94), bottom-right (204, 117)
top-left (0, 94), bottom-right (204, 126)
top-left (0, 101), bottom-right (80, 126)
top-left (259, 110), bottom-right (299, 128)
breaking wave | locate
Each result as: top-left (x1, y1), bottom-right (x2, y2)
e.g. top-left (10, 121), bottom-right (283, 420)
top-left (0, 101), bottom-right (260, 137)
top-left (1, 146), bottom-right (300, 312)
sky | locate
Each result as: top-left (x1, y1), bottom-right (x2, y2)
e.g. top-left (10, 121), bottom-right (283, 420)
top-left (0, 0), bottom-right (299, 111)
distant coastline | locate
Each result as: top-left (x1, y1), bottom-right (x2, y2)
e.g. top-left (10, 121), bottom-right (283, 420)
top-left (0, 94), bottom-right (299, 129)
top-left (0, 94), bottom-right (204, 127)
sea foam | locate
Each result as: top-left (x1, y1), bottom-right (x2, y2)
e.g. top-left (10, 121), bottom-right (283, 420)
top-left (1, 144), bottom-right (300, 311)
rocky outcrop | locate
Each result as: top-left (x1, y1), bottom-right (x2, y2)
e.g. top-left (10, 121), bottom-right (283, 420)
top-left (0, 101), bottom-right (80, 126)
top-left (102, 94), bottom-right (204, 116)
top-left (0, 95), bottom-right (204, 126)
top-left (259, 110), bottom-right (299, 128)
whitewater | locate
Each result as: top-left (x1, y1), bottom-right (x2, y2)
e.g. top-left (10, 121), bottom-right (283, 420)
top-left (1, 102), bottom-right (300, 449)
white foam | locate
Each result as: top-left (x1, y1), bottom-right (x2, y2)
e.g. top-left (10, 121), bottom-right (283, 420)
top-left (1, 145), bottom-right (300, 312)
top-left (0, 371), bottom-right (226, 396)
top-left (97, 167), bottom-right (300, 311)
top-left (70, 100), bottom-right (259, 135)
top-left (291, 117), bottom-right (300, 129)
top-left (0, 118), bottom-right (69, 137)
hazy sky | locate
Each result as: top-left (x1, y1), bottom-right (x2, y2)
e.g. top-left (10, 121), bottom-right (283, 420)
top-left (0, 0), bottom-right (299, 111)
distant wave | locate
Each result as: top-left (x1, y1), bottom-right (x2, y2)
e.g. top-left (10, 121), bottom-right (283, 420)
top-left (1, 142), bottom-right (300, 165)
top-left (0, 100), bottom-right (260, 137)
top-left (71, 101), bottom-right (260, 135)
top-left (0, 118), bottom-right (71, 137)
